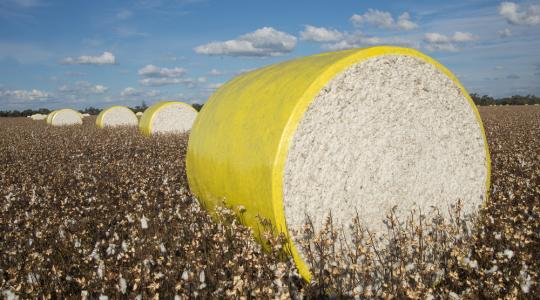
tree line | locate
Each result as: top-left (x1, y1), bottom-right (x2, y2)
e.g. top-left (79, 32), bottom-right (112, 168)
top-left (470, 94), bottom-right (540, 106)
top-left (1, 94), bottom-right (539, 117)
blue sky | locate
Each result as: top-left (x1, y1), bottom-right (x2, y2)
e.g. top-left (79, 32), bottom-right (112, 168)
top-left (0, 0), bottom-right (539, 110)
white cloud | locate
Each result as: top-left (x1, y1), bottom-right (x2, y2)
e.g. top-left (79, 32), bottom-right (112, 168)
top-left (351, 9), bottom-right (417, 30)
top-left (93, 85), bottom-right (108, 94)
top-left (423, 31), bottom-right (475, 52)
top-left (208, 69), bottom-right (223, 76)
top-left (139, 77), bottom-right (206, 87)
top-left (0, 88), bottom-right (51, 102)
top-left (58, 81), bottom-right (108, 95)
top-left (120, 87), bottom-right (160, 98)
top-left (194, 27), bottom-right (297, 57)
top-left (300, 25), bottom-right (344, 42)
top-left (499, 2), bottom-right (540, 26)
top-left (424, 43), bottom-right (459, 52)
top-left (452, 31), bottom-right (475, 42)
top-left (120, 87), bottom-right (142, 97)
top-left (322, 32), bottom-right (415, 51)
top-left (138, 64), bottom-right (186, 78)
top-left (499, 28), bottom-right (512, 38)
top-left (396, 12), bottom-right (418, 30)
top-left (351, 9), bottom-right (393, 28)
top-left (62, 51), bottom-right (116, 65)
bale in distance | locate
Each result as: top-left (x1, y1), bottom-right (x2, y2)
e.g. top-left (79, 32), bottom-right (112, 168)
top-left (30, 113), bottom-right (47, 120)
top-left (136, 112), bottom-right (143, 117)
top-left (96, 106), bottom-right (138, 128)
top-left (186, 46), bottom-right (491, 280)
top-left (138, 101), bottom-right (197, 136)
top-left (49, 109), bottom-right (83, 126)
top-left (81, 113), bottom-right (91, 118)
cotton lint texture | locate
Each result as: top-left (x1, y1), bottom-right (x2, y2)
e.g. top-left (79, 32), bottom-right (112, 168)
top-left (51, 109), bottom-right (83, 126)
top-left (150, 104), bottom-right (197, 134)
top-left (101, 107), bottom-right (138, 127)
top-left (283, 55), bottom-right (488, 255)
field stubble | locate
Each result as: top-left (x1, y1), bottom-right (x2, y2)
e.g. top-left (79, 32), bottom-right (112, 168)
top-left (0, 106), bottom-right (539, 299)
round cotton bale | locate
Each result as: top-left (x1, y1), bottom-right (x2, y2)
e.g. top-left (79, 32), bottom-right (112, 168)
top-left (81, 113), bottom-right (91, 118)
top-left (138, 101), bottom-right (197, 135)
top-left (96, 106), bottom-right (138, 128)
top-left (46, 111), bottom-right (58, 125)
top-left (49, 109), bottom-right (83, 126)
top-left (136, 111), bottom-right (143, 117)
top-left (186, 46), bottom-right (491, 280)
top-left (30, 113), bottom-right (47, 120)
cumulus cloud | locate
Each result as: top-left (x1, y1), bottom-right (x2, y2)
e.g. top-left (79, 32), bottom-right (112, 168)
top-left (0, 88), bottom-right (51, 102)
top-left (58, 81), bottom-right (108, 95)
top-left (136, 63), bottom-right (204, 87)
top-left (499, 28), bottom-right (512, 38)
top-left (139, 77), bottom-right (207, 87)
top-left (194, 27), bottom-right (297, 57)
top-left (424, 32), bottom-right (475, 43)
top-left (138, 64), bottom-right (186, 78)
top-left (396, 12), bottom-right (418, 30)
top-left (120, 87), bottom-right (142, 97)
top-left (423, 31), bottom-right (475, 52)
top-left (350, 9), bottom-right (417, 30)
top-left (208, 69), bottom-right (223, 76)
top-left (424, 43), bottom-right (459, 52)
top-left (120, 87), bottom-right (160, 98)
top-left (322, 32), bottom-right (415, 51)
top-left (62, 51), bottom-right (116, 65)
top-left (499, 2), bottom-right (540, 26)
top-left (300, 25), bottom-right (344, 42)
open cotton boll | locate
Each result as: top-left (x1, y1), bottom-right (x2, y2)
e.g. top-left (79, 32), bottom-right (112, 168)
top-left (139, 101), bottom-right (197, 135)
top-left (50, 109), bottom-right (83, 126)
top-left (96, 106), bottom-right (138, 128)
top-left (186, 46), bottom-right (490, 280)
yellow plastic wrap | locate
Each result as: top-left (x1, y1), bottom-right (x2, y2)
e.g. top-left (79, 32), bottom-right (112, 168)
top-left (139, 101), bottom-right (197, 136)
top-left (46, 110), bottom-right (58, 125)
top-left (186, 46), bottom-right (491, 280)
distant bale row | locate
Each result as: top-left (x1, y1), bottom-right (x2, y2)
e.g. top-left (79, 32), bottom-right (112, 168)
top-left (38, 102), bottom-right (197, 135)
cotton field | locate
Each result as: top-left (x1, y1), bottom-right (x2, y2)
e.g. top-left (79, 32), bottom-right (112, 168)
top-left (1, 106), bottom-right (539, 299)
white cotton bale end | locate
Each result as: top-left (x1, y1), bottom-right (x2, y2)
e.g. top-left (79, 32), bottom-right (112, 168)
top-left (186, 47), bottom-right (491, 280)
top-left (136, 112), bottom-right (143, 117)
top-left (138, 101), bottom-right (197, 135)
top-left (30, 114), bottom-right (47, 120)
top-left (50, 109), bottom-right (83, 126)
top-left (96, 106), bottom-right (138, 128)
top-left (81, 113), bottom-right (91, 118)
